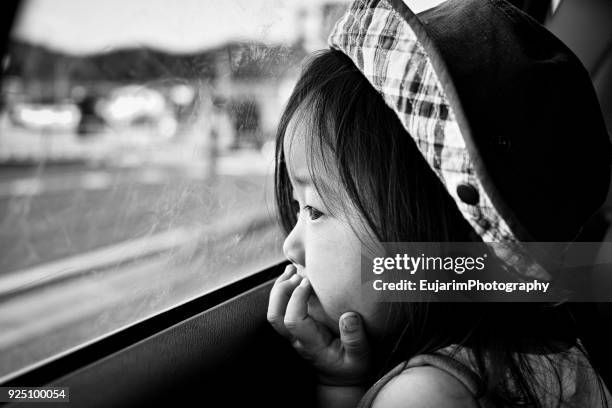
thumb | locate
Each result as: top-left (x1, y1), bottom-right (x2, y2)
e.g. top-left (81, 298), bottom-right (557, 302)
top-left (339, 312), bottom-right (369, 359)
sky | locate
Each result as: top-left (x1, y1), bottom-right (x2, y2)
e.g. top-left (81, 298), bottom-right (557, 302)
top-left (12, 0), bottom-right (446, 54)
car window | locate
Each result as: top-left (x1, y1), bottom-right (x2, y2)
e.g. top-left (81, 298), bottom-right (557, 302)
top-left (0, 0), bottom-right (351, 380)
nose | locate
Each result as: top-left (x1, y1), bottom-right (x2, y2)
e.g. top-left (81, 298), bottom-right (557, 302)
top-left (282, 220), bottom-right (305, 268)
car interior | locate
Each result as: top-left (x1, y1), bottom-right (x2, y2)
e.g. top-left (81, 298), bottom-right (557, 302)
top-left (0, 0), bottom-right (610, 407)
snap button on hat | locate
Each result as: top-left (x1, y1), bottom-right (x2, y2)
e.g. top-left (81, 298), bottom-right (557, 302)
top-left (457, 183), bottom-right (479, 205)
top-left (477, 218), bottom-right (491, 230)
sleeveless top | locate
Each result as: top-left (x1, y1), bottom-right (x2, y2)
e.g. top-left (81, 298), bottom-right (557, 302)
top-left (357, 344), bottom-right (611, 408)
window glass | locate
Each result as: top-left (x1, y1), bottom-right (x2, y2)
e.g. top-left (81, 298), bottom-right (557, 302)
top-left (0, 0), bottom-right (349, 380)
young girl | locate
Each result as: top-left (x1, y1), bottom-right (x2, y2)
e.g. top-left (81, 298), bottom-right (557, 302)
top-left (267, 0), bottom-right (612, 406)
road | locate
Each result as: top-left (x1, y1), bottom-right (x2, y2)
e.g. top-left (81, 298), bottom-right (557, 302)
top-left (0, 155), bottom-right (278, 275)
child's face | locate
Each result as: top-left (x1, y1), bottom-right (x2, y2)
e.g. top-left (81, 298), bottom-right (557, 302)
top-left (282, 116), bottom-right (386, 337)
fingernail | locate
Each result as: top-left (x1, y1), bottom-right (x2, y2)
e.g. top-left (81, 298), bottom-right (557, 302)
top-left (299, 277), bottom-right (310, 287)
top-left (342, 314), bottom-right (359, 332)
top-left (289, 274), bottom-right (300, 283)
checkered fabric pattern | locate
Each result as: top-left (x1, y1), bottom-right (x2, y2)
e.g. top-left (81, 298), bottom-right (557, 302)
top-left (328, 0), bottom-right (551, 281)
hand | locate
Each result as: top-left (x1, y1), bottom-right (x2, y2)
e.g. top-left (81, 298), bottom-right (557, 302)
top-left (267, 265), bottom-right (372, 386)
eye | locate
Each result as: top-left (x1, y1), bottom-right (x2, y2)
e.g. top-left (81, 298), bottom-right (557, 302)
top-left (303, 205), bottom-right (323, 221)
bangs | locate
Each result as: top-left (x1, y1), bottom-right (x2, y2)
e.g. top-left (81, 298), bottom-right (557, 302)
top-left (283, 96), bottom-right (349, 216)
top-left (274, 49), bottom-right (384, 243)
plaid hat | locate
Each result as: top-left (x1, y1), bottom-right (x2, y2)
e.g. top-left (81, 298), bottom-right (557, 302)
top-left (328, 0), bottom-right (611, 280)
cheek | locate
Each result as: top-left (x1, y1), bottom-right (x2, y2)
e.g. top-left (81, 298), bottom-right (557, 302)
top-left (304, 229), bottom-right (363, 318)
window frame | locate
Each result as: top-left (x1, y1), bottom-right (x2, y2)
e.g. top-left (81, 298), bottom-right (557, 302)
top-left (0, 261), bottom-right (289, 387)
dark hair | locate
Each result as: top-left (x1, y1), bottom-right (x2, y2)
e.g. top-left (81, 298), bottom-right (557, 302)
top-left (274, 49), bottom-right (602, 407)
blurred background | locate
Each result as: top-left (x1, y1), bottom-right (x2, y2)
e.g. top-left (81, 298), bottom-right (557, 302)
top-left (0, 0), bottom-right (362, 380)
top-left (0, 0), bottom-right (349, 273)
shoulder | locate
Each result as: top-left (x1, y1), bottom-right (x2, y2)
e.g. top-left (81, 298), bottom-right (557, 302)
top-left (371, 365), bottom-right (479, 408)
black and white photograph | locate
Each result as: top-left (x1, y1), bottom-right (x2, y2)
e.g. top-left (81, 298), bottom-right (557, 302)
top-left (0, 0), bottom-right (611, 406)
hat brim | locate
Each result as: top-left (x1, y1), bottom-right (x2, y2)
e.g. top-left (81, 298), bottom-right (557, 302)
top-left (386, 0), bottom-right (534, 242)
top-left (328, 0), bottom-right (553, 280)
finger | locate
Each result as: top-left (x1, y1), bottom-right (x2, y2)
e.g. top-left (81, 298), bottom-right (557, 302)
top-left (267, 272), bottom-right (301, 338)
top-left (284, 278), bottom-right (331, 352)
top-left (268, 271), bottom-right (301, 324)
top-left (275, 264), bottom-right (298, 284)
top-left (269, 265), bottom-right (298, 305)
top-left (339, 312), bottom-right (370, 361)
